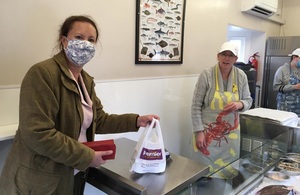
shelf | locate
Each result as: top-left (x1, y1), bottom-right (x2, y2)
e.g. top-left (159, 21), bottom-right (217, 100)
top-left (0, 124), bottom-right (18, 141)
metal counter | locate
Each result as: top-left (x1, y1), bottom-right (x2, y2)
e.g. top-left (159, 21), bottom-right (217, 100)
top-left (87, 138), bottom-right (209, 195)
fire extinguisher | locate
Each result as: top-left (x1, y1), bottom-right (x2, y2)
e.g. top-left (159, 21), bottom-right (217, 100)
top-left (248, 52), bottom-right (259, 71)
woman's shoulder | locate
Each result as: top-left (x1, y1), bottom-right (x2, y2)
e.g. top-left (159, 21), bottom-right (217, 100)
top-left (275, 63), bottom-right (290, 74)
top-left (28, 52), bottom-right (69, 75)
top-left (196, 67), bottom-right (213, 81)
top-left (281, 63), bottom-right (291, 70)
top-left (23, 56), bottom-right (65, 86)
top-left (27, 57), bottom-right (57, 74)
top-left (200, 65), bottom-right (215, 75)
top-left (234, 66), bottom-right (247, 77)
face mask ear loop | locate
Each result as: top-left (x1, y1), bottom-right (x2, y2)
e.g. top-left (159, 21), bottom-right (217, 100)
top-left (62, 36), bottom-right (69, 50)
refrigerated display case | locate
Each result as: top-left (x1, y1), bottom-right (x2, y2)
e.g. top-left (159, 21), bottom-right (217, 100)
top-left (177, 112), bottom-right (300, 195)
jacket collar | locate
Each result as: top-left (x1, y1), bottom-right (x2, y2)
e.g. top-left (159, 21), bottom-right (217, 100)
top-left (53, 51), bottom-right (95, 96)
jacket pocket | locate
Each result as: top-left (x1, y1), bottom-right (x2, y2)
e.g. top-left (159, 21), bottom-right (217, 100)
top-left (15, 165), bottom-right (60, 195)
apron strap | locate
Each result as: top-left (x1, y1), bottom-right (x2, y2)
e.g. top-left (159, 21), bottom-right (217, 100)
top-left (215, 65), bottom-right (237, 92)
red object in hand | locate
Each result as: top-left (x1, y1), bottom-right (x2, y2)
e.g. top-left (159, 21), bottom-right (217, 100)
top-left (82, 139), bottom-right (116, 160)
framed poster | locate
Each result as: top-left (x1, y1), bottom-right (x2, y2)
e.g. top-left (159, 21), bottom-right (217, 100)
top-left (135, 0), bottom-right (186, 64)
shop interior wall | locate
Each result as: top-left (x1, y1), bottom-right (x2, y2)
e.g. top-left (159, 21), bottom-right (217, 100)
top-left (281, 0), bottom-right (300, 36)
top-left (0, 0), bottom-right (285, 86)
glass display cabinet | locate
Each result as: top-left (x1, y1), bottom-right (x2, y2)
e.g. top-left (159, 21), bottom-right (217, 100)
top-left (178, 113), bottom-right (300, 195)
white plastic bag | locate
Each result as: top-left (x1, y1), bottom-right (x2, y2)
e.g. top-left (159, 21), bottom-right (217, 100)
top-left (130, 118), bottom-right (166, 173)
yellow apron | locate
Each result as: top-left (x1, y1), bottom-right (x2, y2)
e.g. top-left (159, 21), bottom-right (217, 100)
top-left (192, 66), bottom-right (240, 178)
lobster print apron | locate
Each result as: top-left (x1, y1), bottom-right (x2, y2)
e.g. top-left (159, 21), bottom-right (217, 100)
top-left (192, 66), bottom-right (240, 178)
top-left (276, 66), bottom-right (300, 116)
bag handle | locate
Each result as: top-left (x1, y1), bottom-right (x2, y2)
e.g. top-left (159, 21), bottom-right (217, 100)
top-left (142, 118), bottom-right (165, 149)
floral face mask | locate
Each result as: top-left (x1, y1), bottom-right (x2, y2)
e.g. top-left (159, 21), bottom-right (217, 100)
top-left (64, 38), bottom-right (95, 67)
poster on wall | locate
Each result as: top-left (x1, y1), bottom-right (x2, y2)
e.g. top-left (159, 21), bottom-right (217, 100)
top-left (135, 0), bottom-right (186, 64)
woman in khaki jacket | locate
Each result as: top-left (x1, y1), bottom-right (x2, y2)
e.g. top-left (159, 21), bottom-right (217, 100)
top-left (0, 15), bottom-right (159, 195)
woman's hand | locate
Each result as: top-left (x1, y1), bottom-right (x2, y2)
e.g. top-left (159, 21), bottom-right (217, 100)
top-left (89, 150), bottom-right (113, 167)
top-left (196, 131), bottom-right (206, 149)
top-left (294, 83), bottom-right (300, 90)
top-left (223, 101), bottom-right (244, 112)
top-left (137, 114), bottom-right (160, 127)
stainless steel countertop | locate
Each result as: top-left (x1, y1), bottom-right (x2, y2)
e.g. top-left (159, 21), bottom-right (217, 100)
top-left (87, 138), bottom-right (209, 195)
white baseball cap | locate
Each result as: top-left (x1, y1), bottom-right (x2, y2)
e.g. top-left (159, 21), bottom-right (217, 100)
top-left (288, 48), bottom-right (300, 57)
top-left (219, 42), bottom-right (239, 56)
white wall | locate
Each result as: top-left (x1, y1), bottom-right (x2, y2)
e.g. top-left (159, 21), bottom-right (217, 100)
top-left (281, 0), bottom-right (300, 36)
top-left (0, 0), bottom-right (285, 86)
top-left (0, 87), bottom-right (20, 126)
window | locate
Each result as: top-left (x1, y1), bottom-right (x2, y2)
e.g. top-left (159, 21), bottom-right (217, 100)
top-left (229, 37), bottom-right (246, 63)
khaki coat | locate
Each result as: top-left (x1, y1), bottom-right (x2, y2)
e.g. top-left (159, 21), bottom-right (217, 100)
top-left (0, 51), bottom-right (138, 195)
